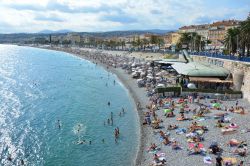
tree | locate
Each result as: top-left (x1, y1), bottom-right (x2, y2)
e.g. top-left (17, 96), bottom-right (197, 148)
top-left (240, 15), bottom-right (250, 56)
top-left (224, 28), bottom-right (240, 54)
top-left (142, 38), bottom-right (150, 50)
top-left (176, 32), bottom-right (192, 50)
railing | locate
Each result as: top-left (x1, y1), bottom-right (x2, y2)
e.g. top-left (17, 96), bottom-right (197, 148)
top-left (190, 52), bottom-right (250, 63)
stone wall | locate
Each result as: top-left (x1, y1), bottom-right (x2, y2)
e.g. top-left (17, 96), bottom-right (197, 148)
top-left (191, 55), bottom-right (250, 102)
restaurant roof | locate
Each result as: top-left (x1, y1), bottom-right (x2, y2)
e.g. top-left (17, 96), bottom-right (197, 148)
top-left (171, 62), bottom-right (230, 77)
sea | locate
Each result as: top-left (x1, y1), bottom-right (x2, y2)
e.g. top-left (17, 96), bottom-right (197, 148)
top-left (0, 45), bottom-right (139, 166)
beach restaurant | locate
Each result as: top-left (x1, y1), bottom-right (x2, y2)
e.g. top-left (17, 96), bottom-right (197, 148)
top-left (154, 59), bottom-right (233, 90)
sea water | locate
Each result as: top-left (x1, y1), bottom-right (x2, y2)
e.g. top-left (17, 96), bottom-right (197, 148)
top-left (0, 45), bottom-right (139, 166)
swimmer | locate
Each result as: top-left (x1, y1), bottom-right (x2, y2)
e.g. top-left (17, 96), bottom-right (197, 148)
top-left (89, 141), bottom-right (92, 145)
top-left (57, 120), bottom-right (61, 129)
top-left (108, 102), bottom-right (111, 106)
top-left (77, 124), bottom-right (81, 133)
top-left (102, 139), bottom-right (105, 143)
top-left (113, 80), bottom-right (116, 85)
top-left (117, 127), bottom-right (120, 135)
top-left (77, 140), bottom-right (86, 144)
top-left (122, 108), bottom-right (125, 114)
top-left (7, 154), bottom-right (12, 161)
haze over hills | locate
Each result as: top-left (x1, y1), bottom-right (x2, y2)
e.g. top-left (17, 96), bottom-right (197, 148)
top-left (38, 29), bottom-right (73, 34)
top-left (37, 29), bottom-right (172, 35)
top-left (0, 29), bottom-right (174, 43)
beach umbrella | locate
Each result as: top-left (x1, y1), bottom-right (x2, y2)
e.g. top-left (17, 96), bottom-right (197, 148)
top-left (214, 93), bottom-right (222, 96)
top-left (157, 84), bottom-right (165, 88)
top-left (212, 103), bottom-right (221, 108)
top-left (164, 109), bottom-right (172, 113)
top-left (187, 83), bottom-right (197, 89)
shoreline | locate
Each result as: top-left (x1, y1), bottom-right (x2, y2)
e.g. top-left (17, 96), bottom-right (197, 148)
top-left (36, 46), bottom-right (148, 166)
top-left (16, 45), bottom-right (250, 166)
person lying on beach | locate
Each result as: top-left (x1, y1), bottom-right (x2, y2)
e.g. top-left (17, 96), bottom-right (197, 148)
top-left (233, 147), bottom-right (247, 156)
top-left (167, 124), bottom-right (178, 130)
top-left (159, 130), bottom-right (169, 139)
top-left (148, 143), bottom-right (158, 152)
top-left (172, 141), bottom-right (182, 150)
top-left (177, 113), bottom-right (189, 121)
top-left (162, 136), bottom-right (171, 145)
top-left (165, 111), bottom-right (175, 117)
top-left (152, 154), bottom-right (167, 166)
top-left (227, 139), bottom-right (246, 147)
top-left (216, 120), bottom-right (225, 128)
top-left (233, 107), bottom-right (246, 114)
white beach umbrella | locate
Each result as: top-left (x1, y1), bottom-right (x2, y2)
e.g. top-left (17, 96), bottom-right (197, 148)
top-left (157, 84), bottom-right (165, 88)
top-left (187, 83), bottom-right (197, 89)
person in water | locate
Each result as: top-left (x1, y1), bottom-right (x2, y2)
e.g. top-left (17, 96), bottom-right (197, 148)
top-left (20, 159), bottom-right (25, 165)
top-left (57, 120), bottom-right (61, 129)
top-left (7, 154), bottom-right (12, 161)
top-left (108, 102), bottom-right (110, 106)
top-left (77, 124), bottom-right (81, 133)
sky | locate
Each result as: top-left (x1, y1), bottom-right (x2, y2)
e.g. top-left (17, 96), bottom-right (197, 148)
top-left (0, 0), bottom-right (249, 33)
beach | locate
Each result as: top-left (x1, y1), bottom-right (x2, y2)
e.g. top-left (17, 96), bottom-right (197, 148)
top-left (38, 46), bottom-right (250, 166)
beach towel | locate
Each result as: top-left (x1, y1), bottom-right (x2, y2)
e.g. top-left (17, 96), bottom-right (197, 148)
top-left (203, 156), bottom-right (212, 164)
top-left (221, 128), bottom-right (237, 135)
top-left (229, 124), bottom-right (239, 129)
top-left (188, 143), bottom-right (204, 149)
top-left (223, 157), bottom-right (237, 165)
top-left (176, 128), bottom-right (186, 134)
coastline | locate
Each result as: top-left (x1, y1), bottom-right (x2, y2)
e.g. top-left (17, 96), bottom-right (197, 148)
top-left (18, 45), bottom-right (250, 166)
top-left (36, 46), bottom-right (148, 166)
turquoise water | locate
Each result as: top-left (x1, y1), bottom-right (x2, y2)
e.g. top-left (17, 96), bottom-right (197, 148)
top-left (0, 45), bottom-right (139, 166)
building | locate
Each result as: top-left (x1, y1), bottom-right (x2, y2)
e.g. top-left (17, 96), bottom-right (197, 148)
top-left (66, 33), bottom-right (81, 44)
top-left (163, 32), bottom-right (181, 48)
top-left (179, 25), bottom-right (197, 33)
top-left (171, 32), bottom-right (181, 45)
top-left (208, 20), bottom-right (240, 48)
top-left (196, 24), bottom-right (209, 39)
top-left (178, 20), bottom-right (241, 49)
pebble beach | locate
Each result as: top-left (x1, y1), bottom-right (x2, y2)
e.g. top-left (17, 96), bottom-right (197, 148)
top-left (40, 46), bottom-right (250, 166)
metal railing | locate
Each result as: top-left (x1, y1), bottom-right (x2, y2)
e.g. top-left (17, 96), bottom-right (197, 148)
top-left (190, 52), bottom-right (250, 63)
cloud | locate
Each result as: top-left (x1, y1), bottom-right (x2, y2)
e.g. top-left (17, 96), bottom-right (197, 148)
top-left (4, 1), bottom-right (123, 14)
top-left (100, 13), bottom-right (138, 23)
top-left (0, 0), bottom-right (249, 33)
top-left (151, 9), bottom-right (162, 15)
top-left (34, 14), bottom-right (66, 22)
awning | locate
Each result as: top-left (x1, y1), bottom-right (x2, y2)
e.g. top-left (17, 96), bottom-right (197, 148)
top-left (189, 77), bottom-right (233, 83)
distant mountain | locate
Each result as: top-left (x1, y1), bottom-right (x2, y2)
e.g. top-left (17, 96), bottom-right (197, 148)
top-left (143, 29), bottom-right (174, 34)
top-left (38, 29), bottom-right (73, 34)
top-left (0, 29), bottom-right (175, 43)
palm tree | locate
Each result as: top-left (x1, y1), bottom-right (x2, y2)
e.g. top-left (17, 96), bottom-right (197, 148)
top-left (224, 28), bottom-right (240, 54)
top-left (240, 15), bottom-right (250, 56)
top-left (142, 38), bottom-right (150, 50)
top-left (176, 32), bottom-right (192, 50)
